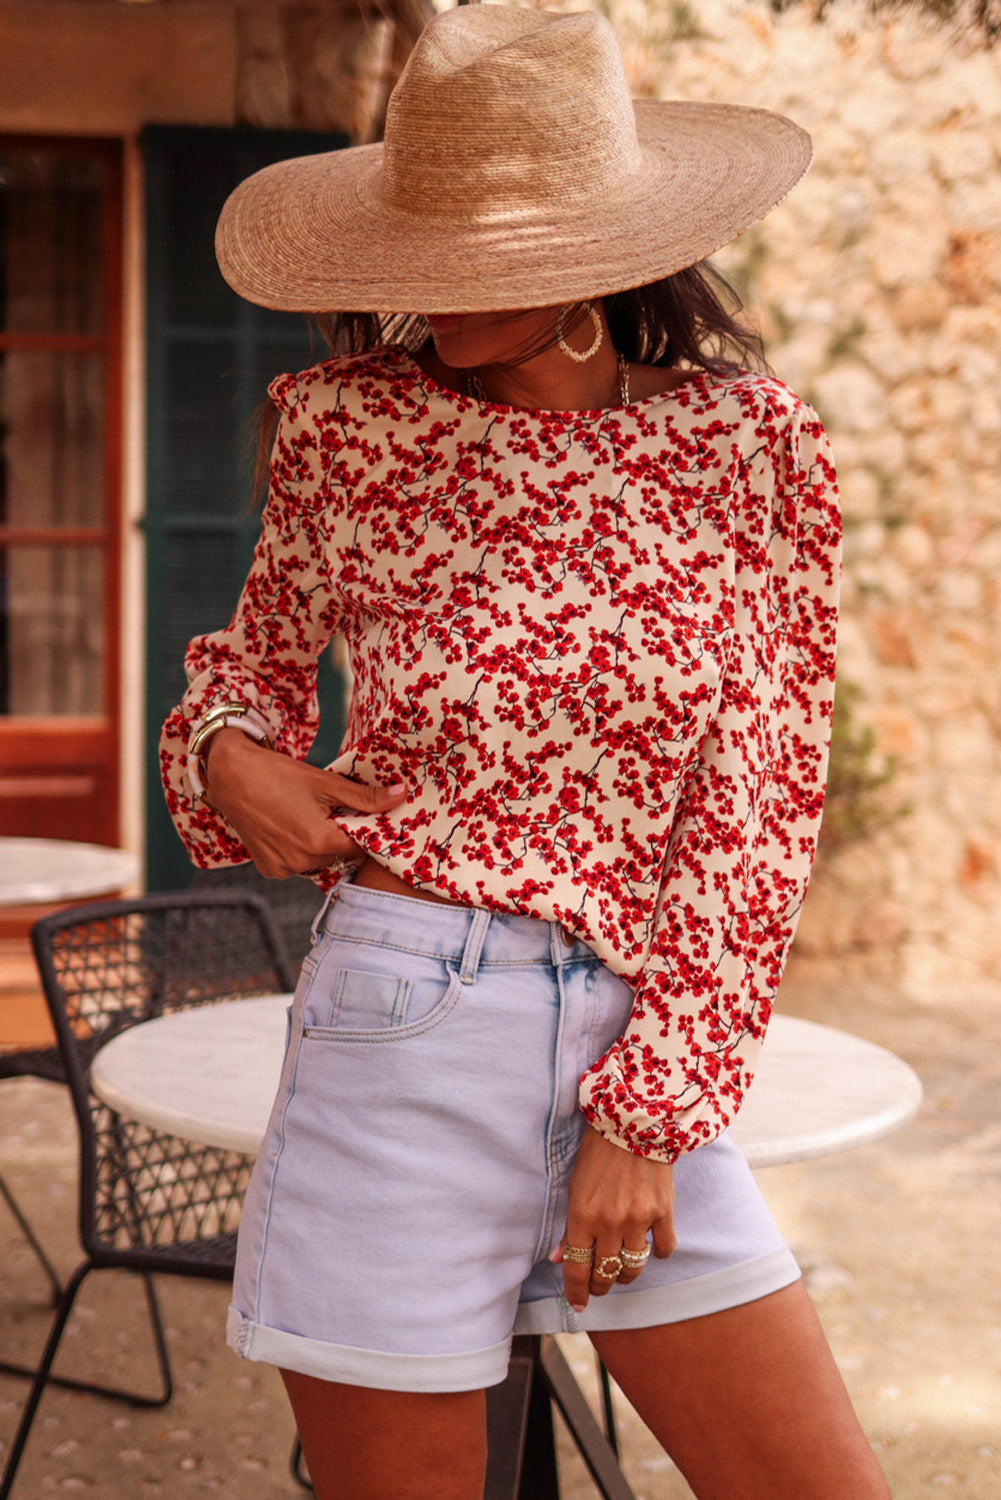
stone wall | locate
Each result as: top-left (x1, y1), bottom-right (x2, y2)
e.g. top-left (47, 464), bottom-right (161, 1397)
top-left (535, 0), bottom-right (1001, 1002)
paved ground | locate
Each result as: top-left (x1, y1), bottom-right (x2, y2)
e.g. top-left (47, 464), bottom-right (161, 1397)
top-left (1, 972), bottom-right (999, 1498)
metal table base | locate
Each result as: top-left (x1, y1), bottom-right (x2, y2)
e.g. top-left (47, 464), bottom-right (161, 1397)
top-left (485, 1336), bottom-right (637, 1500)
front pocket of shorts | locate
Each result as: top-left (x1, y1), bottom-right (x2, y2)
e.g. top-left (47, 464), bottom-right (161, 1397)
top-left (327, 968), bottom-right (410, 1029)
top-left (301, 950), bottom-right (462, 1043)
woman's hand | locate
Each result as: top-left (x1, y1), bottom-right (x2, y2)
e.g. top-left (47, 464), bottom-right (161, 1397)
top-left (554, 1124), bottom-right (676, 1312)
top-left (201, 727), bottom-right (407, 879)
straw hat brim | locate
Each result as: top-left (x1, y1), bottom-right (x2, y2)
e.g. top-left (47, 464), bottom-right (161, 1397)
top-left (215, 100), bottom-right (811, 314)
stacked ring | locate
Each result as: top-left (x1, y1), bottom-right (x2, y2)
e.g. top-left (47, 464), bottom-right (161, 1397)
top-left (620, 1244), bottom-right (652, 1270)
top-left (593, 1254), bottom-right (623, 1281)
top-left (562, 1244), bottom-right (595, 1265)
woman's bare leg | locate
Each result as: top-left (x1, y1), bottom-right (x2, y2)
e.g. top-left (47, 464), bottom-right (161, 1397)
top-left (281, 1369), bottom-right (488, 1500)
top-left (592, 1280), bottom-right (891, 1500)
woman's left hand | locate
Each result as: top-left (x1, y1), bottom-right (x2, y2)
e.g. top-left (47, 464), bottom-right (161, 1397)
top-left (554, 1124), bottom-right (676, 1312)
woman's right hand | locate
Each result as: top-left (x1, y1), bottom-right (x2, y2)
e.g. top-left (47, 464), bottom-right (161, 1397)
top-left (200, 727), bottom-right (408, 879)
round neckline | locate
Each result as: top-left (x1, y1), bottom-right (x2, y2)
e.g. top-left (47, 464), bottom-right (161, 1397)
top-left (393, 348), bottom-right (721, 418)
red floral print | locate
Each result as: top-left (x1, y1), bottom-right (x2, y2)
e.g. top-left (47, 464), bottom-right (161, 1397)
top-left (160, 347), bottom-right (840, 1162)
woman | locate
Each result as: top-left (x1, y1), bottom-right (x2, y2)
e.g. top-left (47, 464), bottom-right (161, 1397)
top-left (161, 7), bottom-right (890, 1498)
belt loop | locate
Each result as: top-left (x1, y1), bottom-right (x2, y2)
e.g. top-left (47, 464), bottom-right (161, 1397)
top-left (458, 908), bottom-right (491, 985)
top-left (549, 921), bottom-right (577, 965)
top-left (309, 887), bottom-right (337, 946)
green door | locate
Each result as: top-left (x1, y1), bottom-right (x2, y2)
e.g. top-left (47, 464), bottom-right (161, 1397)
top-left (143, 125), bottom-right (349, 890)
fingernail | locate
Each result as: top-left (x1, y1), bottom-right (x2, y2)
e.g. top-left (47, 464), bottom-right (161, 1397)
top-left (570, 1303), bottom-right (586, 1314)
top-left (388, 782), bottom-right (407, 796)
top-left (548, 1248), bottom-right (562, 1263)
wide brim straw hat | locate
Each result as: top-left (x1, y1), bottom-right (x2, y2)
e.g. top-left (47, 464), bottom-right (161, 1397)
top-left (215, 4), bottom-right (812, 315)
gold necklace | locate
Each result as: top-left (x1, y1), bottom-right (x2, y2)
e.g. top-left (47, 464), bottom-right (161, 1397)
top-left (617, 352), bottom-right (631, 404)
top-left (466, 352), bottom-right (631, 407)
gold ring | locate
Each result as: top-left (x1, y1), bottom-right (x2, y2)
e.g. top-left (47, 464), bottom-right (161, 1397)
top-left (619, 1244), bottom-right (651, 1270)
top-left (593, 1254), bottom-right (623, 1281)
top-left (562, 1243), bottom-right (595, 1266)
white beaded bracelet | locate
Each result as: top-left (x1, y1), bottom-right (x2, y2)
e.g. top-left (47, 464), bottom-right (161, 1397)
top-left (186, 702), bottom-right (274, 802)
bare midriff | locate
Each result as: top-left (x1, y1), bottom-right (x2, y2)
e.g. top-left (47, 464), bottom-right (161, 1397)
top-left (351, 853), bottom-right (577, 946)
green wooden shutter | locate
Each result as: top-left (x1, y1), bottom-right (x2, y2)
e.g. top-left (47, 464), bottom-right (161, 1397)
top-left (143, 125), bottom-right (349, 890)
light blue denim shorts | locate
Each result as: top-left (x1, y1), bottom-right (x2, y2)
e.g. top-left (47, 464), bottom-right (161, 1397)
top-left (227, 883), bottom-right (799, 1392)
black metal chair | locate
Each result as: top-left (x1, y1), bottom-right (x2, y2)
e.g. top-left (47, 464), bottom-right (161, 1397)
top-left (0, 890), bottom-right (295, 1500)
top-left (193, 863), bottom-right (324, 969)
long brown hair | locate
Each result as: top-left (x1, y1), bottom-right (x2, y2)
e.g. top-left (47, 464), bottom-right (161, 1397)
top-left (252, 260), bottom-right (763, 499)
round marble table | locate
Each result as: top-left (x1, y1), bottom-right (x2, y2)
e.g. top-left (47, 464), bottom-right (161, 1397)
top-left (0, 837), bottom-right (139, 907)
top-left (90, 999), bottom-right (922, 1166)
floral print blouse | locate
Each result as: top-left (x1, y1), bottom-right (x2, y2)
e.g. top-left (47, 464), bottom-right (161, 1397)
top-left (160, 347), bottom-right (840, 1163)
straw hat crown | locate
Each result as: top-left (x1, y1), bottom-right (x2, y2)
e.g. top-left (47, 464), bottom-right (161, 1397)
top-left (380, 7), bottom-right (642, 221)
top-left (215, 4), bottom-right (813, 314)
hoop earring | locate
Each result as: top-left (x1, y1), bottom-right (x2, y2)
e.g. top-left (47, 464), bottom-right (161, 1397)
top-left (556, 303), bottom-right (604, 364)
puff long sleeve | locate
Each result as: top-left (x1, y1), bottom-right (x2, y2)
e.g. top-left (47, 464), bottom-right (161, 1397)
top-left (578, 408), bottom-right (841, 1160)
top-left (159, 375), bottom-right (346, 869)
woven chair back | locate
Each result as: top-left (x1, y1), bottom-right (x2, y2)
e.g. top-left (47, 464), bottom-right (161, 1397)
top-left (30, 891), bottom-right (295, 1272)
